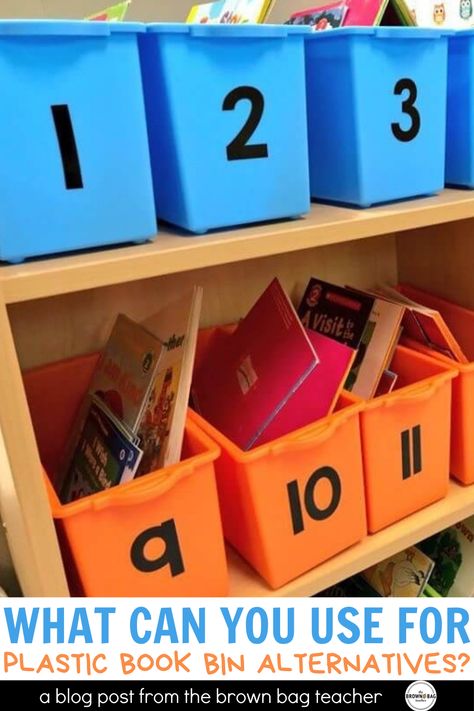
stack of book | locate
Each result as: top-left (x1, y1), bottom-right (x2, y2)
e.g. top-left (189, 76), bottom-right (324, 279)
top-left (59, 288), bottom-right (202, 504)
top-left (191, 276), bottom-right (467, 451)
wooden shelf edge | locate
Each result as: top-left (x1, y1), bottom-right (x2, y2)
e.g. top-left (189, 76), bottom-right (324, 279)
top-left (228, 479), bottom-right (474, 597)
top-left (2, 189), bottom-right (474, 304)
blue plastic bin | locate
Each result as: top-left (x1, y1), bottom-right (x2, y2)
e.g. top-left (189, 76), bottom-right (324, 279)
top-left (139, 24), bottom-right (310, 234)
top-left (446, 31), bottom-right (474, 188)
top-left (0, 21), bottom-right (156, 263)
top-left (305, 28), bottom-right (449, 208)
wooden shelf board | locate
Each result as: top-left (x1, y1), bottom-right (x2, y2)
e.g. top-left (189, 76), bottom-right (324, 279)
top-left (2, 189), bottom-right (474, 305)
top-left (228, 479), bottom-right (474, 597)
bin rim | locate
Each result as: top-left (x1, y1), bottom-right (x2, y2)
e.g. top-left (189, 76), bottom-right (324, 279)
top-left (45, 414), bottom-right (220, 518)
top-left (145, 22), bottom-right (311, 38)
top-left (0, 20), bottom-right (145, 37)
top-left (305, 26), bottom-right (446, 40)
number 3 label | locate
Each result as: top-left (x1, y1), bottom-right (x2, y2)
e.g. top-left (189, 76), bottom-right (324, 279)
top-left (223, 86), bottom-right (269, 161)
top-left (391, 78), bottom-right (420, 143)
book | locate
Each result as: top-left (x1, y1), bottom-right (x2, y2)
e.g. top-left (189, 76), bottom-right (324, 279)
top-left (286, 3), bottom-right (348, 30)
top-left (187, 0), bottom-right (274, 23)
top-left (60, 396), bottom-right (143, 503)
top-left (344, 291), bottom-right (404, 398)
top-left (361, 546), bottom-right (435, 597)
top-left (138, 287), bottom-right (203, 474)
top-left (374, 369), bottom-right (398, 396)
top-left (192, 278), bottom-right (325, 450)
top-left (397, 283), bottom-right (474, 362)
top-left (60, 290), bottom-right (202, 501)
top-left (298, 278), bottom-right (375, 351)
top-left (406, 0), bottom-right (474, 28)
top-left (418, 516), bottom-right (474, 597)
top-left (376, 284), bottom-right (468, 364)
top-left (87, 0), bottom-right (131, 21)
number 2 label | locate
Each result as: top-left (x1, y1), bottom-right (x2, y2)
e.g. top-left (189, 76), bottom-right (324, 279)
top-left (223, 86), bottom-right (269, 161)
top-left (391, 78), bottom-right (421, 143)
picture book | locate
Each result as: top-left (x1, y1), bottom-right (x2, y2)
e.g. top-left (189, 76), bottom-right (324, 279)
top-left (187, 0), bottom-right (274, 23)
top-left (376, 284), bottom-right (468, 364)
top-left (361, 546), bottom-right (435, 597)
top-left (138, 287), bottom-right (203, 473)
top-left (397, 283), bottom-right (474, 362)
top-left (87, 313), bottom-right (163, 434)
top-left (61, 396), bottom-right (143, 503)
top-left (418, 516), bottom-right (474, 597)
top-left (298, 278), bottom-right (375, 351)
top-left (286, 3), bottom-right (348, 30)
top-left (407, 0), bottom-right (474, 28)
top-left (344, 292), bottom-right (404, 398)
top-left (87, 0), bottom-right (131, 21)
top-left (192, 278), bottom-right (322, 450)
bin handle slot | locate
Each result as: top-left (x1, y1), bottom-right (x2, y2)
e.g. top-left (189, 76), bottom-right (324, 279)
top-left (189, 25), bottom-right (289, 39)
top-left (269, 415), bottom-right (349, 456)
top-left (89, 464), bottom-right (195, 510)
top-left (368, 374), bottom-right (453, 410)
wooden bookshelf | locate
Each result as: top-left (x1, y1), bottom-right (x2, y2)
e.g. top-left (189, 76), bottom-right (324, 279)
top-left (1, 189), bottom-right (474, 597)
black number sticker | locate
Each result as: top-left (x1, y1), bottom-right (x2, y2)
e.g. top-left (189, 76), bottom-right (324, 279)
top-left (391, 78), bottom-right (420, 143)
top-left (223, 86), bottom-right (269, 161)
top-left (51, 104), bottom-right (84, 190)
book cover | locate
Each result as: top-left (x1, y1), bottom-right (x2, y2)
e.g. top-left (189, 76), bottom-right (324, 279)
top-left (258, 328), bottom-right (355, 445)
top-left (419, 516), bottom-right (474, 597)
top-left (374, 369), bottom-right (398, 397)
top-left (344, 293), bottom-right (404, 398)
top-left (61, 397), bottom-right (143, 504)
top-left (286, 3), bottom-right (348, 29)
top-left (187, 0), bottom-right (274, 23)
top-left (138, 287), bottom-right (203, 472)
top-left (361, 546), bottom-right (435, 597)
top-left (298, 278), bottom-right (375, 351)
top-left (407, 0), bottom-right (474, 28)
top-left (376, 284), bottom-right (468, 364)
top-left (87, 0), bottom-right (131, 21)
top-left (192, 278), bottom-right (321, 450)
top-left (90, 314), bottom-right (163, 434)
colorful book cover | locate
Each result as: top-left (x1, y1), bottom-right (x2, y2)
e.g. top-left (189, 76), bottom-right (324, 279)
top-left (61, 397), bottom-right (143, 504)
top-left (298, 278), bottom-right (375, 351)
top-left (90, 314), bottom-right (163, 434)
top-left (192, 278), bottom-right (321, 450)
top-left (362, 546), bottom-right (435, 597)
top-left (87, 0), bottom-right (131, 21)
top-left (187, 0), bottom-right (274, 23)
top-left (419, 516), bottom-right (474, 597)
top-left (407, 0), bottom-right (474, 28)
top-left (287, 3), bottom-right (348, 30)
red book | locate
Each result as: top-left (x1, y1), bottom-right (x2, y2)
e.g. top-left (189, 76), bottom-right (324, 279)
top-left (192, 278), bottom-right (324, 450)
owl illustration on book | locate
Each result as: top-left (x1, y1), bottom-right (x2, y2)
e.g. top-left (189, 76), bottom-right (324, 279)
top-left (460, 0), bottom-right (473, 19)
top-left (433, 2), bottom-right (446, 23)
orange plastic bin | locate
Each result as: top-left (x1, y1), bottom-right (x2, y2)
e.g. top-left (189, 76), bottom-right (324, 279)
top-left (190, 326), bottom-right (367, 590)
top-left (359, 344), bottom-right (456, 534)
top-left (23, 353), bottom-right (228, 597)
top-left (398, 283), bottom-right (474, 486)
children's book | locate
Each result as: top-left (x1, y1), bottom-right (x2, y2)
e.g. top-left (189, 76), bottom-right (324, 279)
top-left (187, 0), bottom-right (274, 23)
top-left (87, 1), bottom-right (131, 21)
top-left (374, 369), bottom-right (398, 396)
top-left (344, 291), bottom-right (404, 398)
top-left (138, 287), bottom-right (203, 474)
top-left (286, 3), bottom-right (348, 30)
top-left (418, 516), bottom-right (474, 597)
top-left (362, 546), bottom-right (435, 597)
top-left (407, 0), bottom-right (474, 28)
top-left (192, 278), bottom-right (324, 450)
top-left (298, 278), bottom-right (375, 351)
top-left (61, 396), bottom-right (143, 503)
top-left (376, 284), bottom-right (468, 364)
